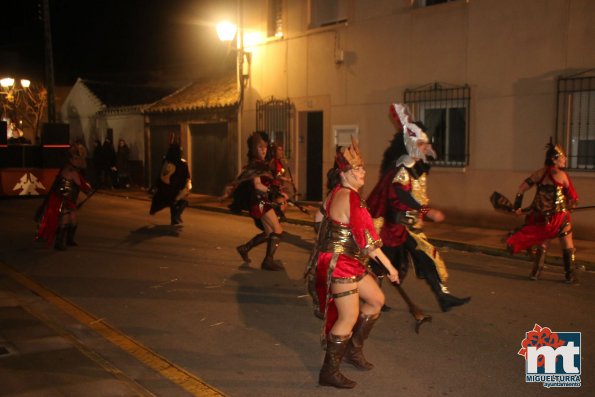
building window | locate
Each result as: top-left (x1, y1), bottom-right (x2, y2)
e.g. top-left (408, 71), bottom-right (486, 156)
top-left (256, 97), bottom-right (292, 158)
top-left (557, 70), bottom-right (595, 171)
top-left (333, 125), bottom-right (359, 147)
top-left (268, 0), bottom-right (283, 38)
top-left (404, 82), bottom-right (470, 167)
top-left (309, 0), bottom-right (347, 29)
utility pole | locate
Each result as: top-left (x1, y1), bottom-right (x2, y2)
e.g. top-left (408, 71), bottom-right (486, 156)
top-left (42, 0), bottom-right (56, 123)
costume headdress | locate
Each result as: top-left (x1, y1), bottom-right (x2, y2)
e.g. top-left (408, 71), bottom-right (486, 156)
top-left (335, 135), bottom-right (364, 171)
top-left (389, 103), bottom-right (436, 162)
top-left (545, 137), bottom-right (566, 161)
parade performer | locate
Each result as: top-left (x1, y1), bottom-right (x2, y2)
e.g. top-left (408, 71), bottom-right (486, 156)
top-left (230, 131), bottom-right (287, 271)
top-left (149, 142), bottom-right (192, 225)
top-left (367, 103), bottom-right (470, 323)
top-left (505, 142), bottom-right (579, 284)
top-left (35, 150), bottom-right (92, 250)
top-left (305, 137), bottom-right (399, 389)
top-left (270, 143), bottom-right (296, 202)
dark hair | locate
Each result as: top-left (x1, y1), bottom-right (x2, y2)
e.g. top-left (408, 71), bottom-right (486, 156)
top-left (380, 132), bottom-right (408, 175)
top-left (165, 143), bottom-right (182, 162)
top-left (246, 131), bottom-right (271, 163)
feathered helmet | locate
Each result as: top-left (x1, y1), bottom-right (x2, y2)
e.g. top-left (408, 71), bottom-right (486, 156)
top-left (389, 103), bottom-right (436, 162)
top-left (335, 135), bottom-right (364, 172)
top-left (544, 138), bottom-right (566, 166)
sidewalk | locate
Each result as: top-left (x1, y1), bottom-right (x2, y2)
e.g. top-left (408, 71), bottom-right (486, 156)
top-left (104, 188), bottom-right (595, 271)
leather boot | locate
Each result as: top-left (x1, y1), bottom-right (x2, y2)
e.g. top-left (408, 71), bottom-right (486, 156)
top-left (261, 233), bottom-right (284, 271)
top-left (420, 258), bottom-right (471, 312)
top-left (319, 334), bottom-right (357, 389)
top-left (66, 225), bottom-right (78, 246)
top-left (563, 248), bottom-right (579, 285)
top-left (344, 312), bottom-right (380, 371)
top-left (236, 233), bottom-right (267, 263)
top-left (54, 226), bottom-right (67, 250)
top-left (174, 199), bottom-right (188, 224)
top-left (529, 245), bottom-right (546, 280)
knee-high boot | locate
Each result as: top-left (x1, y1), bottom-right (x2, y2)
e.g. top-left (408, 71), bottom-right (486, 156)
top-left (319, 334), bottom-right (357, 389)
top-left (563, 248), bottom-right (579, 285)
top-left (261, 232), bottom-right (284, 271)
top-left (422, 262), bottom-right (470, 312)
top-left (54, 226), bottom-right (67, 250)
top-left (236, 232), bottom-right (268, 263)
top-left (66, 224), bottom-right (78, 246)
top-left (344, 312), bottom-right (380, 370)
top-left (529, 245), bottom-right (546, 280)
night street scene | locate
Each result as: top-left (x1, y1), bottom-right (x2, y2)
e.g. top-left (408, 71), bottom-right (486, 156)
top-left (1, 1), bottom-right (594, 396)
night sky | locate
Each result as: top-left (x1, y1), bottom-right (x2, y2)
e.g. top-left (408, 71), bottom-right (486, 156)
top-left (1, 0), bottom-right (237, 86)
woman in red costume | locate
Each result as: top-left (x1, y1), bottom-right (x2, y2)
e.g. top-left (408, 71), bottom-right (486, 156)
top-left (308, 138), bottom-right (399, 389)
top-left (506, 142), bottom-right (579, 284)
top-left (231, 131), bottom-right (287, 271)
top-left (36, 150), bottom-right (92, 250)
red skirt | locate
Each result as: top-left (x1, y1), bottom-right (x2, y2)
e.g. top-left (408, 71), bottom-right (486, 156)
top-left (316, 252), bottom-right (368, 335)
top-left (506, 211), bottom-right (571, 254)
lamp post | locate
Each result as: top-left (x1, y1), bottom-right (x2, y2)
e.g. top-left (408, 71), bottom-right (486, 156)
top-left (217, 10), bottom-right (247, 174)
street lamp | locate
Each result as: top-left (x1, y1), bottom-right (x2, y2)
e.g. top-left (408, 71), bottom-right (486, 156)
top-left (216, 17), bottom-right (250, 174)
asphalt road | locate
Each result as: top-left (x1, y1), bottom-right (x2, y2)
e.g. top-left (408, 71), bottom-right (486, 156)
top-left (0, 194), bottom-right (592, 397)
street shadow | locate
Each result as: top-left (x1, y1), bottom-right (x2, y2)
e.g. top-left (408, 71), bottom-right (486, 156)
top-left (282, 231), bottom-right (314, 251)
top-left (229, 268), bottom-right (321, 383)
top-left (121, 224), bottom-right (182, 246)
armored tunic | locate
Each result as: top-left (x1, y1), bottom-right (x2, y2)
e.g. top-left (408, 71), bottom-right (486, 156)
top-left (507, 166), bottom-right (578, 253)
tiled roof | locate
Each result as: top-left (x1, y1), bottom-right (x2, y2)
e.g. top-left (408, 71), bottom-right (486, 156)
top-left (143, 74), bottom-right (239, 114)
top-left (82, 79), bottom-right (175, 108)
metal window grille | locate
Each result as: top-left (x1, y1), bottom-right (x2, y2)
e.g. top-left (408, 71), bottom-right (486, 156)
top-left (404, 82), bottom-right (471, 167)
top-left (556, 69), bottom-right (595, 171)
top-left (411, 0), bottom-right (457, 8)
top-left (256, 97), bottom-right (292, 158)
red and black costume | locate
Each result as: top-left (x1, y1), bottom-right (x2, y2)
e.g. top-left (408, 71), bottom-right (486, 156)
top-left (505, 142), bottom-right (580, 283)
top-left (231, 131), bottom-right (285, 271)
top-left (36, 154), bottom-right (92, 250)
top-left (367, 103), bottom-right (470, 320)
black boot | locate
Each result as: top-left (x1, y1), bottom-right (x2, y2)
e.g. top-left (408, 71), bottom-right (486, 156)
top-left (563, 248), bottom-right (579, 285)
top-left (174, 199), bottom-right (188, 224)
top-left (66, 225), bottom-right (78, 246)
top-left (54, 226), bottom-right (67, 250)
top-left (319, 334), bottom-right (357, 389)
top-left (344, 312), bottom-right (380, 371)
top-left (438, 292), bottom-right (472, 312)
top-left (236, 233), bottom-right (268, 263)
top-left (261, 232), bottom-right (284, 271)
top-left (529, 245), bottom-right (546, 280)
top-left (417, 255), bottom-right (470, 312)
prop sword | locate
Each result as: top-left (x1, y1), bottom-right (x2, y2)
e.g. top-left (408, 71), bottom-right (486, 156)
top-left (77, 189), bottom-right (99, 209)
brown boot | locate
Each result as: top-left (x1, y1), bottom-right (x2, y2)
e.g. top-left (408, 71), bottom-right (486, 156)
top-left (236, 233), bottom-right (267, 263)
top-left (319, 334), bottom-right (357, 389)
top-left (563, 248), bottom-right (579, 285)
top-left (344, 312), bottom-right (380, 371)
top-left (529, 245), bottom-right (546, 280)
top-left (261, 233), bottom-right (284, 271)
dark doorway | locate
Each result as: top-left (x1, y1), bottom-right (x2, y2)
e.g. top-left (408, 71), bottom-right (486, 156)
top-left (149, 125), bottom-right (179, 187)
top-left (306, 111), bottom-right (323, 201)
top-left (190, 122), bottom-right (231, 195)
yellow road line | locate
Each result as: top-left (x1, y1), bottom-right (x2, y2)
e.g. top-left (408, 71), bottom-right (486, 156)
top-left (0, 261), bottom-right (226, 397)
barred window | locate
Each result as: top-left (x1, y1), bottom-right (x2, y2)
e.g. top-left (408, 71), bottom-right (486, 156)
top-left (256, 97), bottom-right (292, 158)
top-left (404, 83), bottom-right (470, 167)
top-left (556, 70), bottom-right (595, 171)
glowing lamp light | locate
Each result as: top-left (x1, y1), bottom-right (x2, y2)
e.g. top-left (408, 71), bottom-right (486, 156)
top-left (216, 21), bottom-right (237, 42)
top-left (20, 79), bottom-right (30, 88)
top-left (1, 78), bottom-right (15, 88)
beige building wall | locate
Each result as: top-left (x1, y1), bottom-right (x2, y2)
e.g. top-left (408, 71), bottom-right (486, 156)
top-left (239, 0), bottom-right (595, 239)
